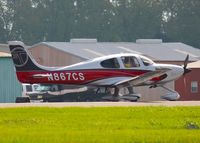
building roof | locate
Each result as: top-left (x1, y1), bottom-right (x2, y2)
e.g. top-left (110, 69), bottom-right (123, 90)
top-left (188, 60), bottom-right (200, 68)
top-left (0, 44), bottom-right (9, 53)
top-left (31, 39), bottom-right (200, 62)
top-left (0, 52), bottom-right (11, 57)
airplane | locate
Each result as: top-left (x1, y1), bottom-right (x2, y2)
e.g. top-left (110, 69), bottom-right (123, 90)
top-left (8, 41), bottom-right (191, 101)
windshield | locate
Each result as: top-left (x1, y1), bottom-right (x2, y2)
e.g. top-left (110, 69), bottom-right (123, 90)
top-left (141, 57), bottom-right (154, 66)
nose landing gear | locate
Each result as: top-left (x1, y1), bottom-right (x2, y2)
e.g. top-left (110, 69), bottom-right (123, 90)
top-left (160, 85), bottom-right (180, 101)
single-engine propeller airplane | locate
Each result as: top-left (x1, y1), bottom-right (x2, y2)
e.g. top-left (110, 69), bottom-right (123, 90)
top-left (9, 41), bottom-right (191, 101)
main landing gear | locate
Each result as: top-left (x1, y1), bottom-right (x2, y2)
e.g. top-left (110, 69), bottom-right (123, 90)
top-left (101, 86), bottom-right (141, 102)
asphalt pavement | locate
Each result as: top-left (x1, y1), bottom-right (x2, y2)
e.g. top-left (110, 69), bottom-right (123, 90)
top-left (0, 101), bottom-right (200, 108)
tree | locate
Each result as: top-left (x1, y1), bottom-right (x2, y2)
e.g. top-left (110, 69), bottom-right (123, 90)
top-left (163, 0), bottom-right (200, 48)
top-left (42, 0), bottom-right (76, 42)
top-left (0, 0), bottom-right (12, 42)
top-left (71, 0), bottom-right (118, 41)
top-left (115, 0), bottom-right (163, 42)
top-left (0, 0), bottom-right (199, 48)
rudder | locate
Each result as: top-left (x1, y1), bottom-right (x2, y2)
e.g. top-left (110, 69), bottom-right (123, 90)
top-left (8, 41), bottom-right (43, 71)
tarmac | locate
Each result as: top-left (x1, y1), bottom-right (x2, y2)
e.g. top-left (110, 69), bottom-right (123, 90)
top-left (0, 101), bottom-right (200, 108)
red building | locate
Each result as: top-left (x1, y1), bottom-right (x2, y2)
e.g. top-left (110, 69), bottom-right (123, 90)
top-left (175, 61), bottom-right (200, 100)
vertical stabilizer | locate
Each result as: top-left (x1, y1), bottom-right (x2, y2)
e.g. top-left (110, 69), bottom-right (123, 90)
top-left (8, 41), bottom-right (43, 71)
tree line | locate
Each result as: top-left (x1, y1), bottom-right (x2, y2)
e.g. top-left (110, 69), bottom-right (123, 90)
top-left (0, 0), bottom-right (200, 48)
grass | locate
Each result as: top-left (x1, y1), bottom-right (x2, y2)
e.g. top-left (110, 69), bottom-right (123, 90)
top-left (0, 106), bottom-right (200, 143)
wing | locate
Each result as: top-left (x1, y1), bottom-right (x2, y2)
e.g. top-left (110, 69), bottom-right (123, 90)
top-left (113, 69), bottom-right (170, 88)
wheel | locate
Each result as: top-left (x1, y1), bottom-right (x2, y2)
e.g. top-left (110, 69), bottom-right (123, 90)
top-left (120, 94), bottom-right (141, 102)
top-left (102, 95), bottom-right (120, 101)
top-left (15, 97), bottom-right (30, 103)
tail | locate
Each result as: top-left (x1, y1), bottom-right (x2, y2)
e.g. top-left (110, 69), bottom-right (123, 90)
top-left (8, 41), bottom-right (43, 71)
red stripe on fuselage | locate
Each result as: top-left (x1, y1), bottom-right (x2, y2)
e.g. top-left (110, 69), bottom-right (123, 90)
top-left (16, 69), bottom-right (150, 84)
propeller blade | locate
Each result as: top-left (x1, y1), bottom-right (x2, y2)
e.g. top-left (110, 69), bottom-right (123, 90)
top-left (184, 54), bottom-right (189, 70)
top-left (183, 54), bottom-right (191, 75)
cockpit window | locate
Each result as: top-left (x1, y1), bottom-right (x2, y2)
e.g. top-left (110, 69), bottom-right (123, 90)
top-left (121, 56), bottom-right (140, 68)
top-left (141, 57), bottom-right (154, 66)
top-left (100, 58), bottom-right (120, 68)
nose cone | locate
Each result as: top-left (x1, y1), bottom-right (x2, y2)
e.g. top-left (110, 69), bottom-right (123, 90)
top-left (175, 65), bottom-right (184, 75)
top-left (183, 68), bottom-right (192, 75)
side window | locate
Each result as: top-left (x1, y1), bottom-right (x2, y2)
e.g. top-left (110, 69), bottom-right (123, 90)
top-left (50, 85), bottom-right (59, 91)
top-left (121, 56), bottom-right (140, 68)
top-left (26, 85), bottom-right (33, 92)
top-left (100, 58), bottom-right (120, 68)
top-left (33, 84), bottom-right (39, 91)
top-left (191, 81), bottom-right (198, 93)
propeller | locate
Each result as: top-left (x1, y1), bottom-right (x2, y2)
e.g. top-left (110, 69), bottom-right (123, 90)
top-left (182, 55), bottom-right (191, 94)
top-left (183, 54), bottom-right (192, 75)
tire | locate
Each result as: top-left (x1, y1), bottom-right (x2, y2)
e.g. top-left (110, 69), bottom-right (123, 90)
top-left (15, 97), bottom-right (30, 103)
